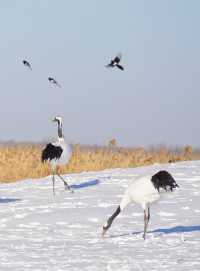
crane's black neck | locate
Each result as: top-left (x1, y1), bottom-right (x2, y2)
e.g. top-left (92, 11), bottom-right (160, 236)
top-left (57, 121), bottom-right (63, 138)
top-left (103, 206), bottom-right (121, 232)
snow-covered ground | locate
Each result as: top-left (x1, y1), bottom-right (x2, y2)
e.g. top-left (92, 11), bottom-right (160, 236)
top-left (0, 161), bottom-right (200, 271)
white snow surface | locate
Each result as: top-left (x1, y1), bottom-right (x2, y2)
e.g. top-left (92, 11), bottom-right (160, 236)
top-left (0, 161), bottom-right (200, 271)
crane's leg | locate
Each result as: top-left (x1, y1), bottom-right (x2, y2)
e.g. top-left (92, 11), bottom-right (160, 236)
top-left (147, 207), bottom-right (150, 224)
top-left (56, 172), bottom-right (74, 193)
top-left (52, 173), bottom-right (55, 196)
top-left (56, 166), bottom-right (70, 190)
top-left (143, 206), bottom-right (151, 239)
top-left (143, 210), bottom-right (147, 240)
top-left (57, 173), bottom-right (70, 189)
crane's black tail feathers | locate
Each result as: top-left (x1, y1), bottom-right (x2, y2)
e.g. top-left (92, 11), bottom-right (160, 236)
top-left (151, 170), bottom-right (179, 192)
top-left (41, 143), bottom-right (63, 163)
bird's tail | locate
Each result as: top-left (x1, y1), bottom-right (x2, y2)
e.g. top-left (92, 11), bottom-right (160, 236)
top-left (151, 170), bottom-right (179, 192)
top-left (116, 64), bottom-right (124, 70)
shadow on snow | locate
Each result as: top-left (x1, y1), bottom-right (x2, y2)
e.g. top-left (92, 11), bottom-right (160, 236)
top-left (0, 198), bottom-right (21, 204)
top-left (109, 225), bottom-right (200, 238)
top-left (70, 179), bottom-right (100, 190)
top-left (152, 225), bottom-right (200, 234)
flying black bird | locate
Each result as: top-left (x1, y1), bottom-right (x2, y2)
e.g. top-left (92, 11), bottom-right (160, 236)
top-left (22, 60), bottom-right (32, 70)
top-left (48, 77), bottom-right (61, 88)
top-left (106, 53), bottom-right (124, 70)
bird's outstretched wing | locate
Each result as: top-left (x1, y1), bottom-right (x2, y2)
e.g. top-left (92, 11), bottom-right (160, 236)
top-left (23, 60), bottom-right (32, 70)
top-left (42, 143), bottom-right (63, 162)
top-left (48, 77), bottom-right (61, 88)
top-left (114, 53), bottom-right (122, 64)
top-left (55, 82), bottom-right (61, 88)
top-left (48, 77), bottom-right (54, 82)
top-left (106, 62), bottom-right (113, 68)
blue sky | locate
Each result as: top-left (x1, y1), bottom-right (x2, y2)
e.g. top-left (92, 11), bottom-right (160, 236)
top-left (0, 1), bottom-right (199, 147)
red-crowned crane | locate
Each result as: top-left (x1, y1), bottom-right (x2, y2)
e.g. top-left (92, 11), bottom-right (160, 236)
top-left (42, 116), bottom-right (73, 195)
top-left (102, 170), bottom-right (179, 239)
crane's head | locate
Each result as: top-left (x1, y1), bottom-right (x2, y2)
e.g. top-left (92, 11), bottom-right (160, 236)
top-left (53, 115), bottom-right (63, 126)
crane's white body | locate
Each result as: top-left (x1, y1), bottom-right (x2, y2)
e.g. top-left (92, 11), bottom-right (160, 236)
top-left (50, 137), bottom-right (72, 169)
top-left (120, 175), bottom-right (160, 210)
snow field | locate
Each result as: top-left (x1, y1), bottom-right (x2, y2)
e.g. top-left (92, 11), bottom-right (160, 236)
top-left (0, 161), bottom-right (200, 270)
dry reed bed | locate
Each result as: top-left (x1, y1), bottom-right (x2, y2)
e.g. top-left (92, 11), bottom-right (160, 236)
top-left (0, 143), bottom-right (197, 183)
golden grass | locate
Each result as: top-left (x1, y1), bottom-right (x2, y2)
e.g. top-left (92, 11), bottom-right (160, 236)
top-left (0, 143), bottom-right (198, 183)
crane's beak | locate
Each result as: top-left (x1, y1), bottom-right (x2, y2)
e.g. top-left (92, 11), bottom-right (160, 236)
top-left (101, 227), bottom-right (107, 238)
top-left (52, 118), bottom-right (56, 122)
